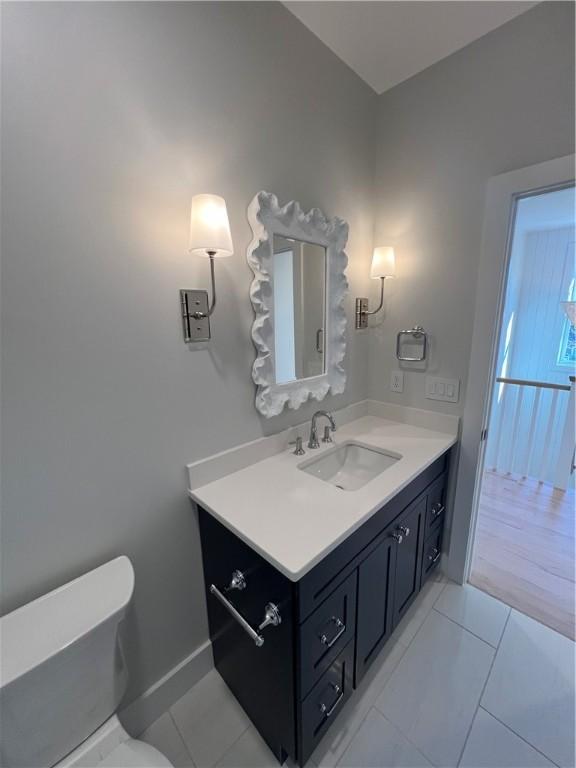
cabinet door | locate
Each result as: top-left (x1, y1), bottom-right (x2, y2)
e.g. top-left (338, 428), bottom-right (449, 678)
top-left (355, 536), bottom-right (396, 684)
top-left (391, 495), bottom-right (426, 626)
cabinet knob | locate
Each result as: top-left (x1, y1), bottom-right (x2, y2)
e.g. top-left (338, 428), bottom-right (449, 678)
top-left (398, 526), bottom-right (410, 537)
top-left (229, 570), bottom-right (246, 591)
top-left (390, 531), bottom-right (403, 543)
top-left (258, 602), bottom-right (282, 631)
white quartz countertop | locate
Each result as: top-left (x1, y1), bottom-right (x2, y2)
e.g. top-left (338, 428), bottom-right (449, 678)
top-left (188, 414), bottom-right (457, 581)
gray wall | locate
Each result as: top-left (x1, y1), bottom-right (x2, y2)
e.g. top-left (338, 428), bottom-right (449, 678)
top-left (1, 1), bottom-right (377, 702)
top-left (3, 0), bottom-right (574, 709)
top-left (368, 1), bottom-right (575, 414)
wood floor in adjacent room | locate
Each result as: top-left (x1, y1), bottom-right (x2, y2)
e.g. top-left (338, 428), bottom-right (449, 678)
top-left (470, 470), bottom-right (575, 640)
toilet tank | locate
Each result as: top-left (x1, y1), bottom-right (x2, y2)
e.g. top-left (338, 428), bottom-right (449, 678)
top-left (0, 556), bottom-right (135, 768)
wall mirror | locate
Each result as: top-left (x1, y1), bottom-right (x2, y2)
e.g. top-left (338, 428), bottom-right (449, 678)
top-left (247, 191), bottom-right (349, 417)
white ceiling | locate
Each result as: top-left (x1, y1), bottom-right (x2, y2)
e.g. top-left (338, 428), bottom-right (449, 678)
top-left (284, 1), bottom-right (538, 94)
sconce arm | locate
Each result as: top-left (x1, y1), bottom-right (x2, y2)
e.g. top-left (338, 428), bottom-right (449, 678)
top-left (207, 254), bottom-right (216, 316)
top-left (365, 276), bottom-right (385, 316)
top-left (191, 254), bottom-right (216, 318)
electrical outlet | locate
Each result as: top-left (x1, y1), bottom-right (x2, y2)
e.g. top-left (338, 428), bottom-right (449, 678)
top-left (391, 370), bottom-right (404, 393)
top-left (426, 376), bottom-right (460, 403)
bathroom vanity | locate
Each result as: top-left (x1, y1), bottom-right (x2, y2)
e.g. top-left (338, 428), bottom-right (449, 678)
top-left (186, 191), bottom-right (458, 766)
top-left (189, 412), bottom-right (456, 766)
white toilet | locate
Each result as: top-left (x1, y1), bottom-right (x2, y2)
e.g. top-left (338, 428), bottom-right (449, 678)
top-left (0, 556), bottom-right (173, 768)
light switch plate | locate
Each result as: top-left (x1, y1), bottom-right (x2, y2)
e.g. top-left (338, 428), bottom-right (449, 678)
top-left (426, 376), bottom-right (460, 403)
top-left (391, 370), bottom-right (404, 393)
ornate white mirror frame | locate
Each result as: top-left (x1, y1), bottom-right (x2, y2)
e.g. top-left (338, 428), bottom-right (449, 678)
top-left (247, 191), bottom-right (349, 418)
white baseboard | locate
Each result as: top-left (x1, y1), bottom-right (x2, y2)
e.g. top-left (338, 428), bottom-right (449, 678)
top-left (120, 639), bottom-right (214, 736)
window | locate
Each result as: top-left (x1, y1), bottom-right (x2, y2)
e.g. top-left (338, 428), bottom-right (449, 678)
top-left (557, 277), bottom-right (576, 367)
top-left (558, 322), bottom-right (576, 366)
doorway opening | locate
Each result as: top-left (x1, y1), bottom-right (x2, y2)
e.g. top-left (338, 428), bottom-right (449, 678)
top-left (469, 184), bottom-right (575, 639)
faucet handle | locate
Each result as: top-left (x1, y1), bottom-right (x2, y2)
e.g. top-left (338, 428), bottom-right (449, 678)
top-left (322, 425), bottom-right (333, 443)
top-left (289, 436), bottom-right (305, 455)
top-left (308, 431), bottom-right (320, 449)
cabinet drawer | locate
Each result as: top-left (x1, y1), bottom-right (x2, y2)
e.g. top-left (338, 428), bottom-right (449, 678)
top-left (422, 526), bottom-right (443, 583)
top-left (299, 641), bottom-right (354, 765)
top-left (425, 474), bottom-right (446, 535)
top-left (299, 572), bottom-right (356, 699)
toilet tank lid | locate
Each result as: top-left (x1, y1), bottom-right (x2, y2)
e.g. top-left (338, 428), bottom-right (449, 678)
top-left (0, 556), bottom-right (135, 689)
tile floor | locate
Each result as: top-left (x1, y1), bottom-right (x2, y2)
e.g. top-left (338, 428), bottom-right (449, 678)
top-left (140, 575), bottom-right (575, 768)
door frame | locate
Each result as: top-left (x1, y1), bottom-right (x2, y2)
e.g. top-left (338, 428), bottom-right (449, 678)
top-left (445, 154), bottom-right (575, 584)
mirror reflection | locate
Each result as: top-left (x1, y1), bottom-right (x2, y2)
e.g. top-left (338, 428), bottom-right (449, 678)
top-left (272, 235), bottom-right (326, 384)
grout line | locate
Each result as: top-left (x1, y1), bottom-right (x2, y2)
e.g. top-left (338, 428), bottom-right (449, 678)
top-left (315, 638), bottom-right (410, 766)
top-left (169, 711), bottom-right (199, 765)
top-left (455, 608), bottom-right (512, 767)
top-left (214, 724), bottom-right (255, 767)
top-left (430, 605), bottom-right (509, 650)
top-left (398, 577), bottom-right (448, 652)
top-left (508, 605), bottom-right (575, 641)
top-left (329, 707), bottom-right (373, 767)
top-left (372, 708), bottom-right (441, 768)
top-left (371, 581), bottom-right (447, 711)
top-left (476, 707), bottom-right (562, 768)
top-left (167, 711), bottom-right (198, 767)
top-left (340, 574), bottom-right (448, 745)
top-left (167, 678), bottom-right (251, 768)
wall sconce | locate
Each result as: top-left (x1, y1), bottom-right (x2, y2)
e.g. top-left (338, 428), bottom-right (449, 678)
top-left (180, 194), bottom-right (233, 342)
top-left (355, 246), bottom-right (395, 329)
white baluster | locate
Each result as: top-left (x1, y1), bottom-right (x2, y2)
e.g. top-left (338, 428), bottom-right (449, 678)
top-left (523, 387), bottom-right (541, 478)
top-left (508, 386), bottom-right (524, 475)
top-left (542, 389), bottom-right (559, 484)
top-left (554, 377), bottom-right (575, 491)
top-left (492, 385), bottom-right (508, 472)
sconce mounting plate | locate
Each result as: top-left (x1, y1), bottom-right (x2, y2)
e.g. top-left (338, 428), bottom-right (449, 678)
top-left (355, 298), bottom-right (369, 329)
top-left (180, 289), bottom-right (210, 342)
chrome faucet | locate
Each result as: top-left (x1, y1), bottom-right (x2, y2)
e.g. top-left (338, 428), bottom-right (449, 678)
top-left (308, 410), bottom-right (337, 449)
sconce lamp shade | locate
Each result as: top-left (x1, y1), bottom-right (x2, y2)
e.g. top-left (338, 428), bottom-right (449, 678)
top-left (370, 246), bottom-right (395, 279)
top-left (189, 194), bottom-right (233, 258)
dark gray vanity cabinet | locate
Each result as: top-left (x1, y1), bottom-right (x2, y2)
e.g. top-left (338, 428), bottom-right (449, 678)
top-left (197, 450), bottom-right (451, 767)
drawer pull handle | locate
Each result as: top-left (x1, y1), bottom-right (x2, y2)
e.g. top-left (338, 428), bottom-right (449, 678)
top-left (319, 684), bottom-right (344, 718)
top-left (319, 617), bottom-right (346, 648)
top-left (431, 503), bottom-right (445, 519)
top-left (210, 584), bottom-right (270, 647)
top-left (428, 548), bottom-right (441, 565)
top-left (228, 570), bottom-right (246, 591)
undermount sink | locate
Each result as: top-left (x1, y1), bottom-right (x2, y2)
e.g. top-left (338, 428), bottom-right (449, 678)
top-left (299, 441), bottom-right (401, 491)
